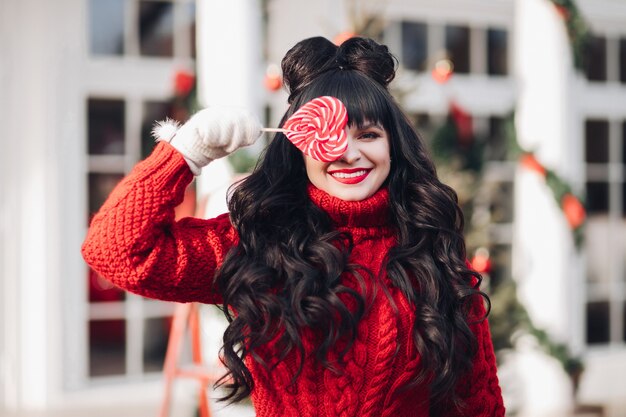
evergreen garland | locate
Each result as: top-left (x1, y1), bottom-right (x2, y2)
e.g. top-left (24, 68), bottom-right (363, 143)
top-left (430, 107), bottom-right (585, 400)
top-left (548, 0), bottom-right (592, 71)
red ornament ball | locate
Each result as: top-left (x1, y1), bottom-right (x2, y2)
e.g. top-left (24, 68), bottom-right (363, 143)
top-left (432, 59), bottom-right (453, 84)
top-left (520, 153), bottom-right (547, 177)
top-left (264, 73), bottom-right (282, 92)
top-left (333, 31), bottom-right (356, 46)
top-left (174, 70), bottom-right (195, 97)
top-left (471, 248), bottom-right (492, 274)
top-left (562, 193), bottom-right (586, 229)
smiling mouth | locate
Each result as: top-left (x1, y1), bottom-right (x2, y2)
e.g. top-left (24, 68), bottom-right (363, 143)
top-left (328, 168), bottom-right (372, 184)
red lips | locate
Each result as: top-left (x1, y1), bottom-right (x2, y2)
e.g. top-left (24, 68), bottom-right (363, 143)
top-left (327, 168), bottom-right (372, 185)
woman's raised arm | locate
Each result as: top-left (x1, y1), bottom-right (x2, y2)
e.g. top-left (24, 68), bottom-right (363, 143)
top-left (83, 107), bottom-right (262, 303)
top-left (82, 142), bottom-right (236, 304)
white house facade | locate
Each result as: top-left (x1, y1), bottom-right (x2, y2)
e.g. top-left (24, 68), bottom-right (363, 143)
top-left (1, 0), bottom-right (626, 416)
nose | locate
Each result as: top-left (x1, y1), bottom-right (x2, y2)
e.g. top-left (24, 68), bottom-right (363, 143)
top-left (339, 136), bottom-right (360, 164)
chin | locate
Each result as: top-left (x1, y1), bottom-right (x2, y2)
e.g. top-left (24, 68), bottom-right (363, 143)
top-left (328, 185), bottom-right (377, 202)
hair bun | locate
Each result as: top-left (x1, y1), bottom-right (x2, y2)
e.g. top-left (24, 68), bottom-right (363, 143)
top-left (281, 37), bottom-right (338, 103)
top-left (281, 36), bottom-right (397, 103)
top-left (335, 37), bottom-right (396, 88)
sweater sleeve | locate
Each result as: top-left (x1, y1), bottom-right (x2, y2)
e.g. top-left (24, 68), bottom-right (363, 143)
top-left (441, 296), bottom-right (506, 416)
top-left (81, 142), bottom-right (237, 304)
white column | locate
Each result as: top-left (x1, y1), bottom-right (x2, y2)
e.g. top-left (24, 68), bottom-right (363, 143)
top-left (0, 0), bottom-right (52, 409)
top-left (194, 0), bottom-right (265, 366)
top-left (512, 0), bottom-right (580, 414)
top-left (196, 0), bottom-right (263, 110)
top-left (0, 0), bottom-right (85, 410)
top-left (194, 0), bottom-right (264, 204)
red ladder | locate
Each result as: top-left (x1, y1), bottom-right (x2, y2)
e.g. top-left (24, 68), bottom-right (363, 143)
top-left (159, 302), bottom-right (226, 417)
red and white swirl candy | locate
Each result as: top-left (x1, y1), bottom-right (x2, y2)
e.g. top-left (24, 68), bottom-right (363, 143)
top-left (282, 96), bottom-right (348, 162)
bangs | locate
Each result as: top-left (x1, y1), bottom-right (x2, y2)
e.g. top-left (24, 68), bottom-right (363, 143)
top-left (289, 70), bottom-right (393, 130)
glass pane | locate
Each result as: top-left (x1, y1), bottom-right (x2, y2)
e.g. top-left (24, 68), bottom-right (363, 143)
top-left (143, 317), bottom-right (171, 372)
top-left (89, 319), bottom-right (126, 376)
top-left (410, 113), bottom-right (432, 137)
top-left (623, 221), bottom-right (626, 279)
top-left (487, 28), bottom-right (508, 76)
top-left (585, 217), bottom-right (611, 284)
top-left (489, 244), bottom-right (512, 288)
top-left (182, 2), bottom-right (196, 59)
top-left (139, 1), bottom-right (174, 57)
top-left (623, 302), bottom-right (626, 342)
top-left (619, 38), bottom-right (626, 83)
top-left (88, 268), bottom-right (125, 303)
top-left (489, 181), bottom-right (514, 223)
top-left (89, 0), bottom-right (124, 56)
top-left (623, 181), bottom-right (626, 218)
top-left (446, 25), bottom-right (470, 74)
top-left (584, 35), bottom-right (607, 82)
top-left (585, 120), bottom-right (609, 163)
top-left (586, 182), bottom-right (609, 214)
top-left (622, 121), bottom-right (626, 166)
top-left (586, 301), bottom-right (610, 344)
top-left (622, 181), bottom-right (626, 218)
top-left (88, 173), bottom-right (124, 221)
top-left (486, 117), bottom-right (507, 161)
top-left (142, 101), bottom-right (171, 159)
top-left (401, 21), bottom-right (427, 71)
top-left (88, 98), bottom-right (125, 155)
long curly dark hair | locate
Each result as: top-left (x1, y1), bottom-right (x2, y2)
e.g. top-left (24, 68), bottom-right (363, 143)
top-left (214, 36), bottom-right (488, 409)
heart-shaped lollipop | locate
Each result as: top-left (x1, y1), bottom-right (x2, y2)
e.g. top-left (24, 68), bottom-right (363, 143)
top-left (282, 96), bottom-right (348, 162)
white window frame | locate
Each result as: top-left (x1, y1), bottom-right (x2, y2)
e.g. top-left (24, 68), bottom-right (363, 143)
top-left (68, 0), bottom-right (196, 390)
top-left (584, 117), bottom-right (626, 348)
top-left (385, 20), bottom-right (511, 78)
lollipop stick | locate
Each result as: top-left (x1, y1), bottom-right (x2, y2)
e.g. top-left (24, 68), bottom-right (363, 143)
top-left (261, 128), bottom-right (289, 133)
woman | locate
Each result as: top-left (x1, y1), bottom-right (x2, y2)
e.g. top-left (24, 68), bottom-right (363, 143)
top-left (82, 36), bottom-right (504, 416)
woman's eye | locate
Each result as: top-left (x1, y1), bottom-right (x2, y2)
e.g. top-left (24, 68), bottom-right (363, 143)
top-left (359, 131), bottom-right (380, 140)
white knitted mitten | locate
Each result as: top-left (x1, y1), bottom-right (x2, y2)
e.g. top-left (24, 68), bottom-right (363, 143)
top-left (153, 107), bottom-right (262, 175)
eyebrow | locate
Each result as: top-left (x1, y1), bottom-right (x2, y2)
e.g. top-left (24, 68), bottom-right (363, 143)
top-left (358, 122), bottom-right (384, 130)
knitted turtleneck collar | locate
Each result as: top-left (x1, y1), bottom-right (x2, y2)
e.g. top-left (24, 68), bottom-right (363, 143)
top-left (307, 183), bottom-right (391, 228)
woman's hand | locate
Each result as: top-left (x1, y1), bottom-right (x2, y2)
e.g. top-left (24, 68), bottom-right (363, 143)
top-left (156, 106), bottom-right (262, 175)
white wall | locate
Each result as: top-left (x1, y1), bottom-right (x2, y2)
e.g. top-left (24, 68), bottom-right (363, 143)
top-left (1, 0), bottom-right (625, 413)
top-left (0, 0), bottom-right (93, 410)
top-left (0, 0), bottom-right (70, 409)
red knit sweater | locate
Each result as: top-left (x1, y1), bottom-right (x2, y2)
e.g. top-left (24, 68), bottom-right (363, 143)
top-left (82, 142), bottom-right (505, 417)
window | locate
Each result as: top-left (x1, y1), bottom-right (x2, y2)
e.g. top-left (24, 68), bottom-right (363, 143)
top-left (422, 113), bottom-right (515, 289)
top-left (585, 120), bottom-right (609, 164)
top-left (89, 0), bottom-right (125, 55)
top-left (584, 35), bottom-right (607, 82)
top-left (585, 182), bottom-right (610, 214)
top-left (487, 28), bottom-right (508, 76)
top-left (619, 38), bottom-right (626, 83)
top-left (584, 118), bottom-right (626, 346)
top-left (86, 97), bottom-right (178, 379)
top-left (445, 25), bottom-right (470, 74)
top-left (587, 302), bottom-right (610, 344)
top-left (401, 21), bottom-right (428, 71)
top-left (89, 0), bottom-right (196, 58)
top-left (87, 99), bottom-right (125, 155)
top-left (139, 1), bottom-right (175, 57)
top-left (485, 117), bottom-right (509, 161)
top-left (142, 101), bottom-right (172, 158)
top-left (82, 0), bottom-right (197, 386)
top-left (86, 96), bottom-right (180, 379)
top-left (408, 112), bottom-right (433, 141)
top-left (482, 115), bottom-right (516, 208)
top-left (397, 21), bottom-right (508, 78)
